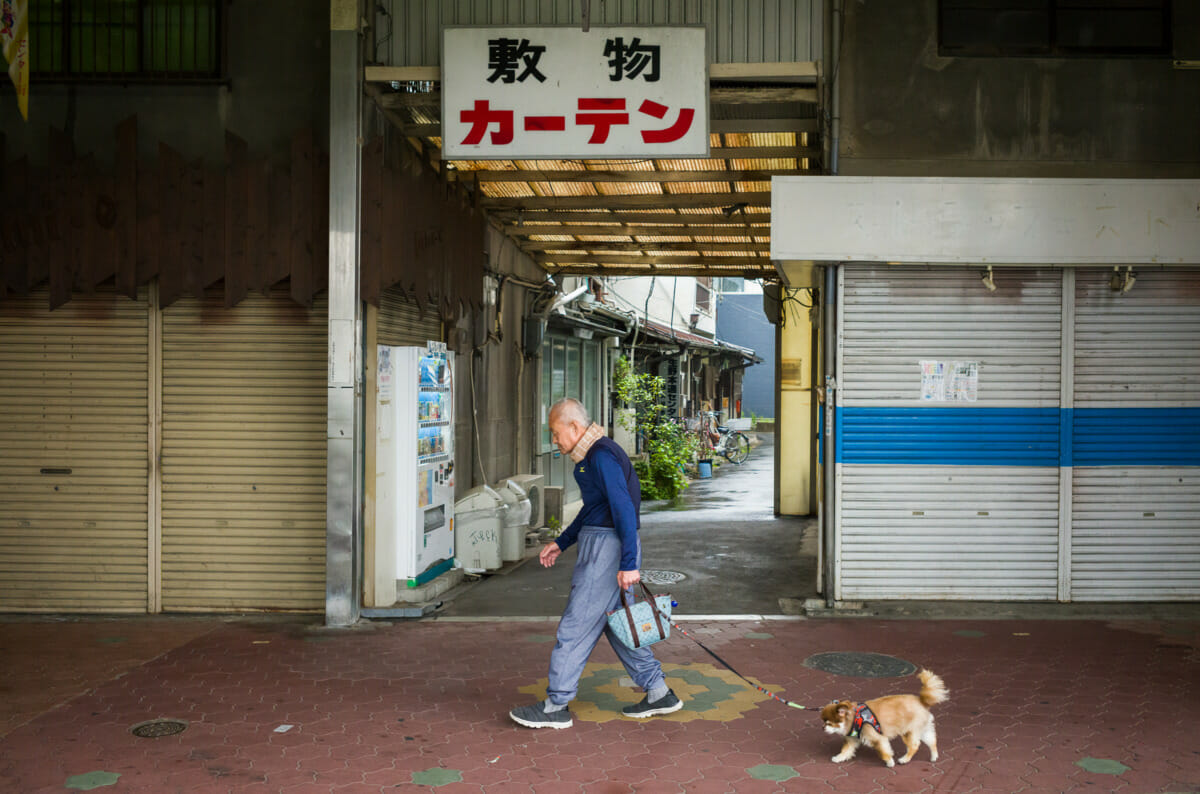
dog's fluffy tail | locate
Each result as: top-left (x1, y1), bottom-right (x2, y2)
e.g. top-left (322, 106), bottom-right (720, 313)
top-left (917, 669), bottom-right (949, 708)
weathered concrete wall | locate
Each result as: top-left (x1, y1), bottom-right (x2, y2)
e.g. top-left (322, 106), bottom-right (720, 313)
top-left (838, 1), bottom-right (1200, 177)
top-left (468, 229), bottom-right (546, 489)
top-left (2, 0), bottom-right (329, 166)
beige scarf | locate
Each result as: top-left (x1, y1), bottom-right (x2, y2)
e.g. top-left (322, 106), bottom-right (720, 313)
top-left (568, 422), bottom-right (606, 463)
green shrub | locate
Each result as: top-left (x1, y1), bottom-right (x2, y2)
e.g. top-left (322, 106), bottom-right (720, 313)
top-left (614, 356), bottom-right (697, 500)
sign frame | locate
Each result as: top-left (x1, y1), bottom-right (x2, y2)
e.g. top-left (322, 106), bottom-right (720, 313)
top-left (440, 25), bottom-right (710, 161)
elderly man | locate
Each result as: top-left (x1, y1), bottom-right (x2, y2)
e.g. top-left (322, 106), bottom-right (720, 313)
top-left (509, 398), bottom-right (681, 729)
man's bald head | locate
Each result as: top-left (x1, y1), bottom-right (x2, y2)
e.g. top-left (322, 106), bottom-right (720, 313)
top-left (550, 398), bottom-right (590, 427)
top-left (548, 398), bottom-right (591, 455)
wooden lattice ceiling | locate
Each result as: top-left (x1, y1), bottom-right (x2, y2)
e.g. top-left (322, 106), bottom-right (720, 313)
top-left (365, 62), bottom-right (822, 279)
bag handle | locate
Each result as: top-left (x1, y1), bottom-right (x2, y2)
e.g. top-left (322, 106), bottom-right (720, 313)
top-left (618, 588), bottom-right (642, 649)
top-left (616, 582), bottom-right (670, 650)
top-left (636, 582), bottom-right (668, 643)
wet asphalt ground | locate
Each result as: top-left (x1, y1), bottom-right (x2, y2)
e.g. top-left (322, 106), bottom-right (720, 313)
top-left (435, 432), bottom-right (818, 618)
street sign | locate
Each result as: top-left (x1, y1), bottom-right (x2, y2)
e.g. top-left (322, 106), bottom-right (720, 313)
top-left (441, 26), bottom-right (709, 160)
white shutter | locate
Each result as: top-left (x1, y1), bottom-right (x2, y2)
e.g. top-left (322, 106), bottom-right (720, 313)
top-left (0, 289), bottom-right (150, 611)
top-left (837, 266), bottom-right (1062, 599)
top-left (160, 290), bottom-right (327, 611)
top-left (1071, 268), bottom-right (1200, 600)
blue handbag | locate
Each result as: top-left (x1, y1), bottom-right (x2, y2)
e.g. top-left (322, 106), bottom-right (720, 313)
top-left (607, 583), bottom-right (673, 650)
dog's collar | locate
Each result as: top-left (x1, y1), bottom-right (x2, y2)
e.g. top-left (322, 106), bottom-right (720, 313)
top-left (850, 704), bottom-right (882, 739)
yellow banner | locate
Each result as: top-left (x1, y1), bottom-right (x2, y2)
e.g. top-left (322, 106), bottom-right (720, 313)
top-left (1, 0), bottom-right (29, 120)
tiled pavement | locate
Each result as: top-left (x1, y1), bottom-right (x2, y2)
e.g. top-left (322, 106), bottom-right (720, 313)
top-left (1, 614), bottom-right (1199, 792)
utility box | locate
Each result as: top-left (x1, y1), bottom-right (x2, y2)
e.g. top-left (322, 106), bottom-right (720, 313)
top-left (543, 485), bottom-right (565, 534)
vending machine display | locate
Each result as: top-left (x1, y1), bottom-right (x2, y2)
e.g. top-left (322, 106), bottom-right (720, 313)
top-left (373, 342), bottom-right (455, 598)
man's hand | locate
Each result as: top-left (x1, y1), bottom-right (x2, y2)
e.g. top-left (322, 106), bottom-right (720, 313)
top-left (617, 569), bottom-right (641, 589)
top-left (539, 542), bottom-right (562, 568)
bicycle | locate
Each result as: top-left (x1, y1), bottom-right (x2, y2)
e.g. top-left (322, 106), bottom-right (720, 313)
top-left (694, 411), bottom-right (751, 465)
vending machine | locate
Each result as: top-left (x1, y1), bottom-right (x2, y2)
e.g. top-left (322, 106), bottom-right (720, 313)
top-left (374, 342), bottom-right (455, 597)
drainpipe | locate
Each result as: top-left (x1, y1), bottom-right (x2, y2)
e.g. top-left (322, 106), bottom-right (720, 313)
top-left (822, 0), bottom-right (843, 609)
top-left (829, 0), bottom-right (842, 176)
top-left (822, 263), bottom-right (838, 609)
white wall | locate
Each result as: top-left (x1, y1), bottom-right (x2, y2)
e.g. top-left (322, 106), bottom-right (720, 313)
top-left (601, 277), bottom-right (716, 337)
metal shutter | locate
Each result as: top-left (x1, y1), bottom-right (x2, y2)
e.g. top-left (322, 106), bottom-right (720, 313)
top-left (837, 266), bottom-right (1063, 600)
top-left (0, 288), bottom-right (150, 612)
top-left (376, 287), bottom-right (442, 345)
top-left (160, 290), bottom-right (327, 611)
top-left (1071, 268), bottom-right (1200, 601)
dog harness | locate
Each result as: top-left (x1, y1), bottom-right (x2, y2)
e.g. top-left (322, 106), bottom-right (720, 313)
top-left (849, 704), bottom-right (882, 738)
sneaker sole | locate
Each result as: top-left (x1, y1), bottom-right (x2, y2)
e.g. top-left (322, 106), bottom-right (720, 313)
top-left (623, 700), bottom-right (684, 719)
top-left (509, 712), bottom-right (573, 729)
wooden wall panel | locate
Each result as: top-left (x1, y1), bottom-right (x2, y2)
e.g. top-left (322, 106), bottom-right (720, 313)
top-left (0, 120), bottom-right (330, 311)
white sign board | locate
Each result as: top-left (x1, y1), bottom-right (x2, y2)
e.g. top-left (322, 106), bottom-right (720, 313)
top-left (441, 26), bottom-right (709, 160)
top-left (771, 177), bottom-right (1200, 265)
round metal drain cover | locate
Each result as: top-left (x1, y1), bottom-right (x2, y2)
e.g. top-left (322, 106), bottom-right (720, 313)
top-left (803, 652), bottom-right (916, 678)
top-left (642, 569), bottom-right (687, 585)
top-left (130, 719), bottom-right (188, 738)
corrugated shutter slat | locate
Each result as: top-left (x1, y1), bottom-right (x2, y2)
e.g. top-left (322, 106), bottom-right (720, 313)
top-left (0, 289), bottom-right (150, 612)
top-left (160, 290), bottom-right (328, 611)
top-left (838, 266), bottom-right (1062, 600)
top-left (1071, 268), bottom-right (1200, 601)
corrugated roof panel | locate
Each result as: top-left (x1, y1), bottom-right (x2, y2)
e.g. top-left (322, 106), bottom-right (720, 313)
top-left (481, 181), bottom-right (536, 198)
top-left (592, 160), bottom-right (656, 172)
top-left (595, 181), bottom-right (663, 196)
top-left (654, 157), bottom-right (726, 170)
top-left (665, 181), bottom-right (732, 194)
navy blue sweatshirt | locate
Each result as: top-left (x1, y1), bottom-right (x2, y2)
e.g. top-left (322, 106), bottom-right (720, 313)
top-left (554, 436), bottom-right (642, 571)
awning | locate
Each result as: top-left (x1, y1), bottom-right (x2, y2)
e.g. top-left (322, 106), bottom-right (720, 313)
top-left (637, 318), bottom-right (761, 364)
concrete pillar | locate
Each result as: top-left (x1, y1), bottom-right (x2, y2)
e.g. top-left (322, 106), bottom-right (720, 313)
top-left (325, 0), bottom-right (363, 626)
top-left (776, 289), bottom-right (813, 516)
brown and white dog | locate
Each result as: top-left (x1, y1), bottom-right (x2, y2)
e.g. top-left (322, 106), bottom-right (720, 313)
top-left (820, 669), bottom-right (948, 768)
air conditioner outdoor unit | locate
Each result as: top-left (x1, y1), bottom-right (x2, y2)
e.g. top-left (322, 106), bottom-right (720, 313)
top-left (504, 474), bottom-right (545, 529)
top-left (543, 485), bottom-right (565, 532)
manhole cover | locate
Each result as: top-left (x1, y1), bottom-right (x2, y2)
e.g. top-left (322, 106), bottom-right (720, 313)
top-left (642, 570), bottom-right (687, 585)
top-left (130, 719), bottom-right (188, 738)
top-left (803, 652), bottom-right (916, 678)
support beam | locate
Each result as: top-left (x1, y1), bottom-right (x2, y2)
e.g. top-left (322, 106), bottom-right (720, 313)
top-left (544, 263), bottom-right (776, 277)
top-left (445, 144), bottom-right (817, 163)
top-left (481, 193), bottom-right (771, 211)
top-left (521, 240), bottom-right (770, 252)
top-left (365, 61), bottom-right (819, 84)
top-left (778, 288), bottom-right (814, 516)
top-left (536, 253), bottom-right (769, 267)
top-left (711, 118), bottom-right (818, 134)
top-left (505, 222), bottom-right (771, 236)
top-left (377, 85), bottom-right (817, 109)
top-left (709, 61), bottom-right (818, 82)
top-left (711, 86), bottom-right (817, 104)
top-left (490, 210), bottom-right (771, 224)
top-left (403, 119), bottom-right (817, 138)
top-left (455, 169), bottom-right (801, 184)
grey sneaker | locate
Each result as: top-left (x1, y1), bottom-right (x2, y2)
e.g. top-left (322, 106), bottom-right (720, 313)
top-left (622, 689), bottom-right (683, 718)
top-left (509, 701), bottom-right (573, 729)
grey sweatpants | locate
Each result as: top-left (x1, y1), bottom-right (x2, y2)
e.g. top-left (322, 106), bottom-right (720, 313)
top-left (547, 526), bottom-right (667, 706)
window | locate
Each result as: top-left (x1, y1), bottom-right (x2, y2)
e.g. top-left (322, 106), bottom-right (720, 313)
top-left (30, 0), bottom-right (224, 81)
top-left (695, 277), bottom-right (712, 314)
top-left (939, 0), bottom-right (1171, 58)
top-left (540, 333), bottom-right (602, 453)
